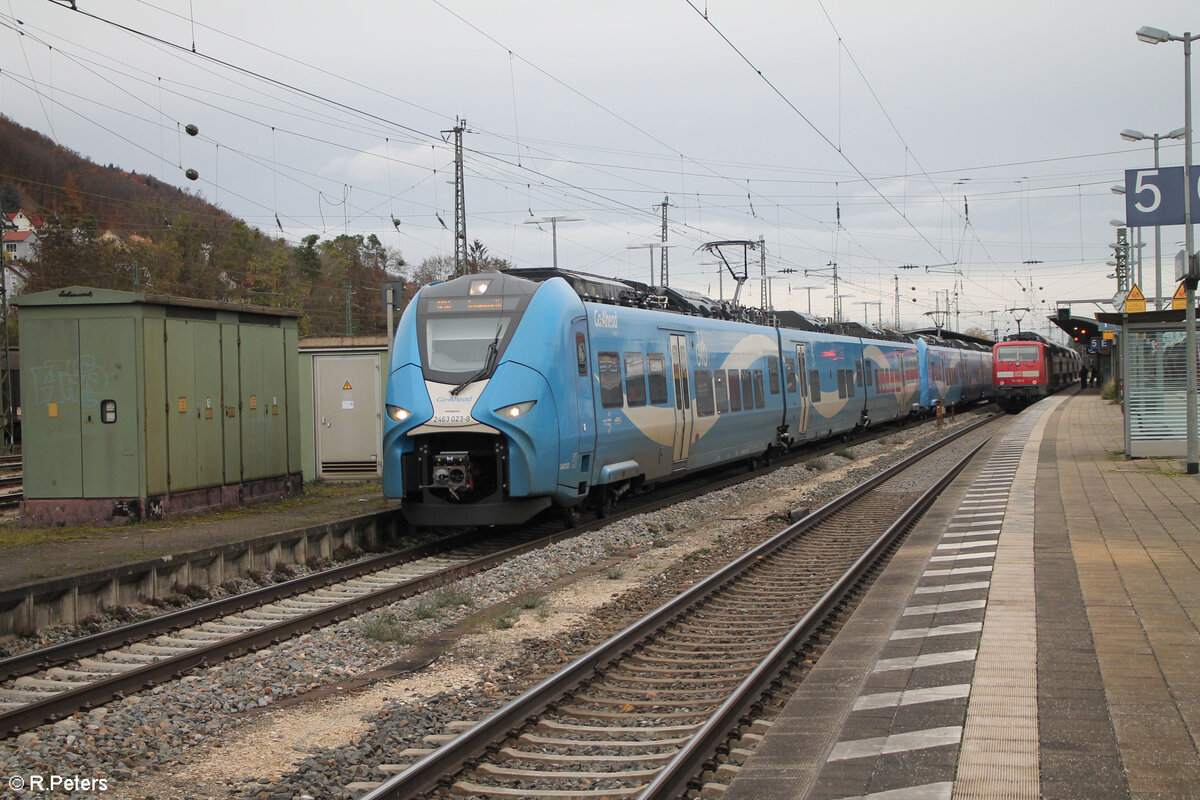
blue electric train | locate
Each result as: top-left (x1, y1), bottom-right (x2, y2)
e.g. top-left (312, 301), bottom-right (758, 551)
top-left (383, 268), bottom-right (992, 527)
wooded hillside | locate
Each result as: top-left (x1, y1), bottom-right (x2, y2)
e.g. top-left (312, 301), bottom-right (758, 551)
top-left (0, 114), bottom-right (411, 337)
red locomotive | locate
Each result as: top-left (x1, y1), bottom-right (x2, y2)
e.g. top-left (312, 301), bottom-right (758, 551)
top-left (992, 333), bottom-right (1080, 412)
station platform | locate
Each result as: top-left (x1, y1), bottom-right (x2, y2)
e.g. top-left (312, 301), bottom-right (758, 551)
top-left (0, 485), bottom-right (397, 590)
top-left (723, 390), bottom-right (1200, 800)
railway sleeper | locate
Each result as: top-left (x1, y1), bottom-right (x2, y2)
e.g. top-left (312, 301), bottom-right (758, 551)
top-left (475, 763), bottom-right (663, 782)
top-left (640, 642), bottom-right (770, 657)
top-left (568, 695), bottom-right (724, 705)
top-left (553, 705), bottom-right (710, 723)
top-left (600, 671), bottom-right (744, 687)
top-left (128, 643), bottom-right (194, 656)
top-left (200, 621), bottom-right (266, 633)
top-left (45, 667), bottom-right (113, 681)
top-left (450, 779), bottom-right (644, 799)
top-left (106, 650), bottom-right (164, 663)
top-left (498, 746), bottom-right (679, 765)
top-left (662, 630), bottom-right (787, 646)
top-left (75, 657), bottom-right (143, 673)
top-left (536, 719), bottom-right (701, 736)
top-left (622, 659), bottom-right (756, 676)
top-left (672, 619), bottom-right (788, 633)
top-left (0, 688), bottom-right (50, 703)
top-left (579, 686), bottom-right (731, 701)
top-left (13, 676), bottom-right (85, 691)
top-left (518, 731), bottom-right (694, 749)
top-left (172, 630), bottom-right (232, 642)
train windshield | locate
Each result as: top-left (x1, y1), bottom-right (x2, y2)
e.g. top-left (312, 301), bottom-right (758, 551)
top-left (997, 345), bottom-right (1039, 362)
top-left (415, 273), bottom-right (536, 384)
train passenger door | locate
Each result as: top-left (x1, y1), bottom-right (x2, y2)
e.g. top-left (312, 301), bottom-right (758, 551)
top-left (568, 319), bottom-right (596, 489)
top-left (669, 334), bottom-right (693, 467)
top-left (794, 344), bottom-right (810, 435)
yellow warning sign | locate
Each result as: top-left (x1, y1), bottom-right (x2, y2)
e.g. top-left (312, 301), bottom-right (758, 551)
top-left (1125, 284), bottom-right (1146, 314)
top-left (1174, 282), bottom-right (1188, 310)
top-left (342, 381), bottom-right (353, 390)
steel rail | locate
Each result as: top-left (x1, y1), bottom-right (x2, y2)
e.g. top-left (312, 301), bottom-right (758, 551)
top-left (360, 413), bottom-right (999, 800)
top-left (0, 515), bottom-right (447, 682)
top-left (0, 411), bottom-right (994, 739)
top-left (0, 525), bottom-right (584, 737)
top-left (638, 437), bottom-right (987, 799)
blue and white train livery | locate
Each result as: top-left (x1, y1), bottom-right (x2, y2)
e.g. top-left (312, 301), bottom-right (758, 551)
top-left (383, 269), bottom-right (992, 527)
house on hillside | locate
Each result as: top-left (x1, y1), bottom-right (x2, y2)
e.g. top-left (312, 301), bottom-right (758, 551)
top-left (2, 211), bottom-right (41, 298)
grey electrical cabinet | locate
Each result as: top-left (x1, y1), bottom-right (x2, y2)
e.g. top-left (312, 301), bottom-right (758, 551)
top-left (13, 286), bottom-right (302, 525)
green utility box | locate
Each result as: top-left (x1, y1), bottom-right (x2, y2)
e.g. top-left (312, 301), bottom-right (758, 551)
top-left (12, 287), bottom-right (302, 525)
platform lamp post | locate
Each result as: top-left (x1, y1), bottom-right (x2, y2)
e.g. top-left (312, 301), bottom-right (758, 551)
top-left (626, 242), bottom-right (669, 286)
top-left (1137, 25), bottom-right (1197, 473)
top-left (1120, 128), bottom-right (1187, 310)
top-left (523, 214), bottom-right (584, 269)
top-left (792, 284), bottom-right (823, 315)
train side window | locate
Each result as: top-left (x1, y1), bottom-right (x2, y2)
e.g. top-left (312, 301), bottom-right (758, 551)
top-left (767, 357), bottom-right (781, 395)
top-left (837, 369), bottom-right (847, 399)
top-left (727, 370), bottom-right (742, 412)
top-left (784, 358), bottom-right (797, 393)
top-left (847, 368), bottom-right (855, 398)
top-left (598, 351), bottom-right (624, 408)
top-left (864, 363), bottom-right (872, 387)
top-left (741, 369), bottom-right (754, 411)
top-left (647, 353), bottom-right (669, 405)
top-left (695, 370), bottom-right (715, 417)
top-left (855, 364), bottom-right (863, 387)
top-left (575, 333), bottom-right (588, 376)
top-left (624, 352), bottom-right (647, 407)
top-left (808, 369), bottom-right (822, 402)
top-left (714, 370), bottom-right (730, 414)
top-left (753, 370), bottom-right (765, 409)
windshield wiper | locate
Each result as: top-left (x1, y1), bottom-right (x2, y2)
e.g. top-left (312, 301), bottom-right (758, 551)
top-left (450, 326), bottom-right (502, 396)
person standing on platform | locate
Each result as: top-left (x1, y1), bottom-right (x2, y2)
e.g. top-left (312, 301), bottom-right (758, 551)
top-left (1081, 363), bottom-right (1088, 388)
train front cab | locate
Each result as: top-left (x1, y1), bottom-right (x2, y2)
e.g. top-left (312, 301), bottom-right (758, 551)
top-left (383, 273), bottom-right (591, 526)
top-left (993, 340), bottom-right (1047, 411)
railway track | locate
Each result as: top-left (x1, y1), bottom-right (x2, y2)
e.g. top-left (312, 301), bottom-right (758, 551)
top-left (0, 410), bottom-right (990, 741)
top-left (356, 413), bottom-right (999, 800)
top-left (0, 457), bottom-right (21, 507)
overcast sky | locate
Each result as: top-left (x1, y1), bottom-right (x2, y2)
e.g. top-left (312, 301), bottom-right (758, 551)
top-left (1, 0), bottom-right (1196, 338)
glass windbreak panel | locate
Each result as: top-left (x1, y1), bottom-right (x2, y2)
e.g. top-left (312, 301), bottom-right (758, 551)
top-left (1128, 329), bottom-right (1189, 445)
top-left (998, 345), bottom-right (1039, 362)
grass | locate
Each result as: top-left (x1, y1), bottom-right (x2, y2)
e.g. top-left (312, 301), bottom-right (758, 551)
top-left (0, 525), bottom-right (104, 551)
top-left (360, 613), bottom-right (415, 644)
top-left (517, 592), bottom-right (546, 610)
top-left (835, 448), bottom-right (856, 460)
top-left (433, 586), bottom-right (473, 609)
top-left (604, 565), bottom-right (624, 580)
top-left (489, 608), bottom-right (521, 629)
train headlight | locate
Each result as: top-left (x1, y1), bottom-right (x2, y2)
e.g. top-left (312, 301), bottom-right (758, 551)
top-left (495, 400), bottom-right (536, 419)
top-left (386, 404), bottom-right (412, 422)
